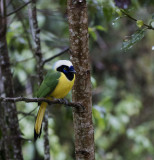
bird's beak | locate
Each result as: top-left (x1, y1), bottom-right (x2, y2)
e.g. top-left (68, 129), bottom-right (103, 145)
top-left (69, 66), bottom-right (76, 73)
top-left (69, 70), bottom-right (76, 73)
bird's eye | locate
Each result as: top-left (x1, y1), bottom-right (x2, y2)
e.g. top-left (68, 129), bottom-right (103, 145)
top-left (64, 67), bottom-right (67, 70)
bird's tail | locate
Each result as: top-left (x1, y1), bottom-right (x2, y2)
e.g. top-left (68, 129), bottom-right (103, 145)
top-left (34, 102), bottom-right (48, 140)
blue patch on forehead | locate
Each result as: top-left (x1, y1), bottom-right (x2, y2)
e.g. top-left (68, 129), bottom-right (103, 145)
top-left (69, 66), bottom-right (74, 70)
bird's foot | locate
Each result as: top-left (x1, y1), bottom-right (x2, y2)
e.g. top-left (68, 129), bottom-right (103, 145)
top-left (58, 98), bottom-right (69, 105)
top-left (63, 98), bottom-right (69, 105)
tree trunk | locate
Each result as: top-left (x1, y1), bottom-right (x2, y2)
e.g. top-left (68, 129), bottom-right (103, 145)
top-left (27, 0), bottom-right (50, 159)
top-left (0, 0), bottom-right (23, 159)
top-left (67, 0), bottom-right (95, 159)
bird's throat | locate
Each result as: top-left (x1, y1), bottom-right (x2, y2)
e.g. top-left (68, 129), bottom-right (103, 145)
top-left (65, 72), bottom-right (75, 81)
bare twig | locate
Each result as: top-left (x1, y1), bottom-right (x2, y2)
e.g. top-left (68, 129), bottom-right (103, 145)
top-left (13, 46), bottom-right (69, 66)
top-left (13, 56), bottom-right (34, 65)
top-left (6, 1), bottom-right (32, 17)
top-left (28, 0), bottom-right (43, 82)
top-left (42, 47), bottom-right (69, 66)
top-left (18, 106), bottom-right (38, 121)
top-left (0, 97), bottom-right (83, 109)
top-left (121, 10), bottom-right (154, 30)
top-left (18, 111), bottom-right (35, 116)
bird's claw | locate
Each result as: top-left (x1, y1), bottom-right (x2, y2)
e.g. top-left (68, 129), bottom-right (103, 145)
top-left (58, 98), bottom-right (69, 105)
top-left (63, 98), bottom-right (69, 105)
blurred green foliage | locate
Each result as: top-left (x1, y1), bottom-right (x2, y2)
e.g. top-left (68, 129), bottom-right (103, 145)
top-left (122, 29), bottom-right (146, 51)
top-left (6, 0), bottom-right (154, 159)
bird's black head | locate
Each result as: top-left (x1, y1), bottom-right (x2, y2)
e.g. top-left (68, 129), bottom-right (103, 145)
top-left (57, 65), bottom-right (76, 81)
top-left (54, 60), bottom-right (76, 80)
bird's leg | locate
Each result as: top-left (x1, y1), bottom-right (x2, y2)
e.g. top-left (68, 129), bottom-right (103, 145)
top-left (62, 98), bottom-right (69, 105)
top-left (57, 98), bottom-right (69, 106)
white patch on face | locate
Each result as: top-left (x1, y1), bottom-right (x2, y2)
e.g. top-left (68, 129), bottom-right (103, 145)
top-left (53, 60), bottom-right (73, 70)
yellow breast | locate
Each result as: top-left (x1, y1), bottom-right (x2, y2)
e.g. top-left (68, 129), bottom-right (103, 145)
top-left (50, 72), bottom-right (75, 99)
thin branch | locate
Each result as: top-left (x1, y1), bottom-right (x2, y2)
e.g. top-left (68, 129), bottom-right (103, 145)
top-left (42, 47), bottom-right (69, 66)
top-left (27, 1), bottom-right (50, 158)
top-left (13, 56), bottom-right (34, 65)
top-left (6, 1), bottom-right (32, 17)
top-left (18, 106), bottom-right (38, 121)
top-left (0, 97), bottom-right (84, 109)
top-left (121, 10), bottom-right (154, 30)
top-left (18, 111), bottom-right (35, 116)
top-left (28, 0), bottom-right (43, 82)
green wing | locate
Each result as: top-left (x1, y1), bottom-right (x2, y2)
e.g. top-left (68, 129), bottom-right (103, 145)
top-left (37, 71), bottom-right (60, 98)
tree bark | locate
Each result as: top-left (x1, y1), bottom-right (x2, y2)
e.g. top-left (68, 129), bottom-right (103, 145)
top-left (27, 0), bottom-right (50, 159)
top-left (67, 0), bottom-right (95, 159)
top-left (0, 0), bottom-right (23, 159)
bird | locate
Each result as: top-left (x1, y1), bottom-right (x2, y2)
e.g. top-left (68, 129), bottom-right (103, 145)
top-left (34, 60), bottom-right (76, 140)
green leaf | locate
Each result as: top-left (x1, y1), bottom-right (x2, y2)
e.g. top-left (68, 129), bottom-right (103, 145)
top-left (88, 27), bottom-right (97, 40)
top-left (93, 105), bottom-right (106, 130)
top-left (91, 76), bottom-right (97, 88)
top-left (122, 29), bottom-right (146, 51)
top-left (95, 25), bottom-right (107, 32)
